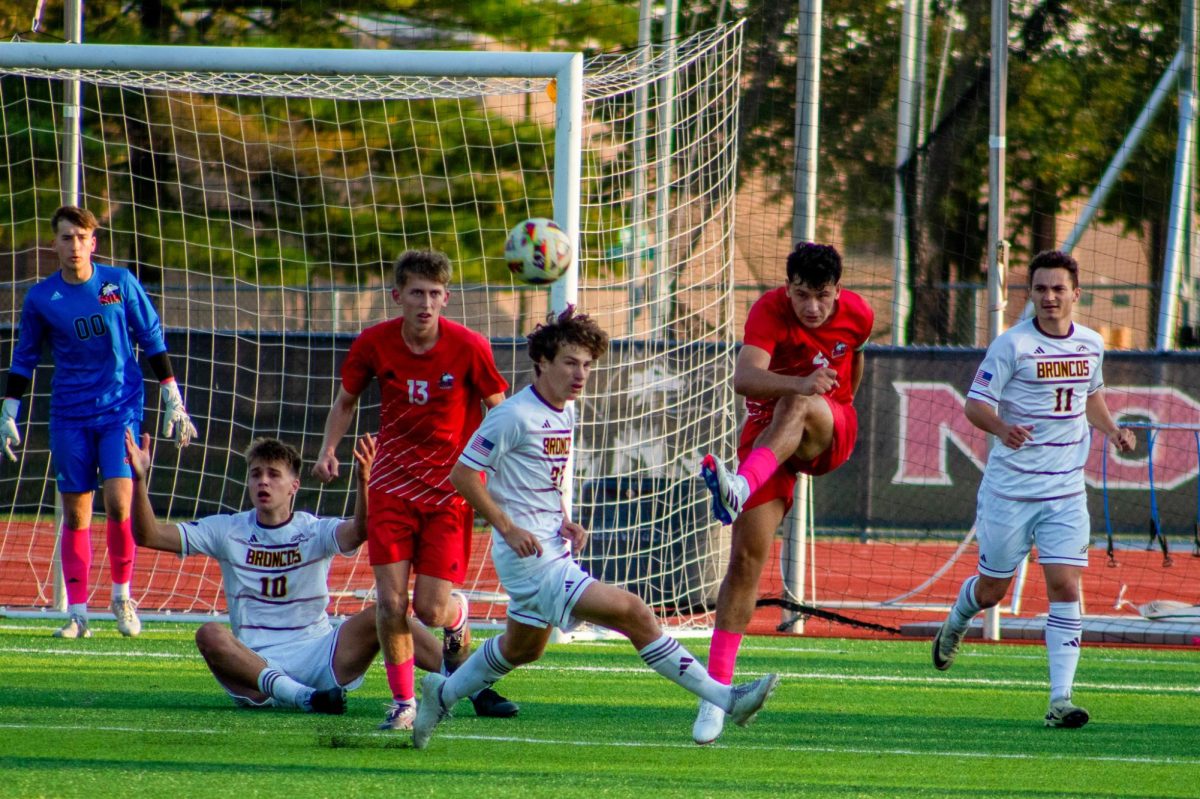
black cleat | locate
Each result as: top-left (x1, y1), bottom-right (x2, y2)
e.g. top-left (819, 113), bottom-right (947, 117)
top-left (471, 687), bottom-right (519, 718)
top-left (309, 686), bottom-right (347, 715)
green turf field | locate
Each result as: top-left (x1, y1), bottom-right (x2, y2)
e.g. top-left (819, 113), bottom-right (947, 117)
top-left (1, 618), bottom-right (1197, 799)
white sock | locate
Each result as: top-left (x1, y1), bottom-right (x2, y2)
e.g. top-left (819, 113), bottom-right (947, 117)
top-left (112, 582), bottom-right (131, 600)
top-left (257, 667), bottom-right (314, 710)
top-left (440, 636), bottom-right (514, 709)
top-left (67, 602), bottom-right (88, 619)
top-left (947, 575), bottom-right (982, 633)
top-left (1045, 601), bottom-right (1082, 702)
top-left (638, 634), bottom-right (730, 709)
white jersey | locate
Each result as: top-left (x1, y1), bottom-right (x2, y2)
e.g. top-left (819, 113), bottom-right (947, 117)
top-left (966, 318), bottom-right (1105, 500)
top-left (178, 510), bottom-right (348, 652)
top-left (458, 385), bottom-right (574, 572)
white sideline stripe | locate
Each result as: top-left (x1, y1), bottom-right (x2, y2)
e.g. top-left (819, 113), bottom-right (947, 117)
top-left (1, 644), bottom-right (1196, 694)
top-left (0, 722), bottom-right (1195, 767)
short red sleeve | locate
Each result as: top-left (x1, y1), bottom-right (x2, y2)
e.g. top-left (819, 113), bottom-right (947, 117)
top-left (742, 287), bottom-right (790, 354)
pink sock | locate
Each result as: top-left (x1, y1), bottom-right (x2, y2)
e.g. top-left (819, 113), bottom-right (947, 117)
top-left (61, 526), bottom-right (93, 606)
top-left (737, 448), bottom-right (779, 497)
top-left (706, 628), bottom-right (743, 685)
top-left (106, 518), bottom-right (135, 585)
top-left (385, 658), bottom-right (415, 702)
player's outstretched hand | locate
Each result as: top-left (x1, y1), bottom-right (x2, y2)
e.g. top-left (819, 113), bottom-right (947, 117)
top-left (124, 428), bottom-right (152, 482)
top-left (159, 379), bottom-right (198, 448)
top-left (559, 519), bottom-right (588, 553)
top-left (1112, 428), bottom-right (1136, 453)
top-left (797, 367), bottom-right (838, 396)
top-left (0, 398), bottom-right (21, 462)
top-left (352, 433), bottom-right (376, 484)
top-left (501, 525), bottom-right (544, 559)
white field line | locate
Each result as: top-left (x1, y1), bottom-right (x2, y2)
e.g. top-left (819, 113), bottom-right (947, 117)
top-left (2, 644), bottom-right (1198, 694)
top-left (0, 721), bottom-right (1196, 767)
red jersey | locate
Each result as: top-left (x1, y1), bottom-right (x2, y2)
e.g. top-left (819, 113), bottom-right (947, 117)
top-left (342, 316), bottom-right (508, 505)
top-left (742, 287), bottom-right (873, 424)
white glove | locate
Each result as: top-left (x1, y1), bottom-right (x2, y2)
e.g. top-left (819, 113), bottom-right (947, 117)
top-left (1, 398), bottom-right (20, 462)
top-left (160, 380), bottom-right (198, 448)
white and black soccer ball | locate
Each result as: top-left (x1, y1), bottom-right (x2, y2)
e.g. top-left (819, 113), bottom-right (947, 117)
top-left (504, 218), bottom-right (572, 285)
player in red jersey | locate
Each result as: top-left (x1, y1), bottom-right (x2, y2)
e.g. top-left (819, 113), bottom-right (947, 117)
top-left (312, 250), bottom-right (516, 731)
top-left (695, 242), bottom-right (874, 744)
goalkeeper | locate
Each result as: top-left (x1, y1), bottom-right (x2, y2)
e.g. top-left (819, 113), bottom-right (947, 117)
top-left (1, 205), bottom-right (198, 640)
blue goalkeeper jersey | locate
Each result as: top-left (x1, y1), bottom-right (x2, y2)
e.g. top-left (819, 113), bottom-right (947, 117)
top-left (10, 263), bottom-right (167, 428)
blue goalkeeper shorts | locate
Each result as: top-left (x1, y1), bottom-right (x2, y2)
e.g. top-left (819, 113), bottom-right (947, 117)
top-left (50, 419), bottom-right (140, 493)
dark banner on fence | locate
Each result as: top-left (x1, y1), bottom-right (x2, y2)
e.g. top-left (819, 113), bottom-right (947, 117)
top-left (4, 331), bottom-right (1199, 542)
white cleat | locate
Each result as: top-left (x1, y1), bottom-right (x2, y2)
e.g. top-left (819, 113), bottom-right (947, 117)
top-left (413, 672), bottom-right (450, 749)
top-left (726, 673), bottom-right (780, 728)
top-left (53, 614), bottom-right (91, 639)
top-left (701, 454), bottom-right (749, 525)
top-left (111, 597), bottom-right (142, 637)
top-left (693, 699), bottom-right (727, 745)
top-left (378, 700), bottom-right (416, 730)
top-left (1045, 697), bottom-right (1090, 729)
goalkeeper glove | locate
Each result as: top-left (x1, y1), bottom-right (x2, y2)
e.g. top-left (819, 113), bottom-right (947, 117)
top-left (1, 398), bottom-right (19, 462)
top-left (160, 379), bottom-right (198, 448)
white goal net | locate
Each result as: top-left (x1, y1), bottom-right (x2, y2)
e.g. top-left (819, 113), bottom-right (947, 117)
top-left (0, 24), bottom-right (743, 626)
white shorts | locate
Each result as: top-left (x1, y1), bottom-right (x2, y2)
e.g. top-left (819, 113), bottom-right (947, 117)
top-left (227, 622), bottom-right (363, 706)
top-left (974, 488), bottom-right (1090, 578)
top-left (499, 551), bottom-right (596, 632)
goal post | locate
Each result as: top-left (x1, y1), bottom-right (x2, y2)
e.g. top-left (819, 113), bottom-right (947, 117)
top-left (0, 25), bottom-right (744, 626)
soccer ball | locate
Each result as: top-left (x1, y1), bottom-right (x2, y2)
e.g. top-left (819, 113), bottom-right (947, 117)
top-left (504, 218), bottom-right (572, 285)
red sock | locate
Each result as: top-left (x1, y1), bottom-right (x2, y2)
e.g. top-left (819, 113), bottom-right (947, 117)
top-left (61, 526), bottom-right (93, 606)
top-left (706, 628), bottom-right (743, 685)
top-left (385, 658), bottom-right (415, 702)
top-left (737, 448), bottom-right (779, 497)
top-left (106, 518), bottom-right (135, 586)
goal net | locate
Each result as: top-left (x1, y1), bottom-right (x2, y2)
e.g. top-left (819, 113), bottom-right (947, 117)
top-left (0, 24), bottom-right (743, 626)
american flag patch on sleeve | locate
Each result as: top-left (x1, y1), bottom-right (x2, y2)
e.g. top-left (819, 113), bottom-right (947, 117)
top-left (469, 434), bottom-right (495, 458)
top-left (972, 369), bottom-right (993, 388)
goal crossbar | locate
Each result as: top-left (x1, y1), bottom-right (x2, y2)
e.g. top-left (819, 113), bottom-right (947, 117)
top-left (0, 41), bottom-right (584, 311)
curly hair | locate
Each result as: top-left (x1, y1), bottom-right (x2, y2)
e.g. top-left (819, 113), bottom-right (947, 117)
top-left (393, 249), bottom-right (452, 288)
top-left (786, 242), bottom-right (843, 288)
top-left (244, 437), bottom-right (302, 477)
top-left (527, 305), bottom-right (609, 374)
top-left (1028, 250), bottom-right (1079, 288)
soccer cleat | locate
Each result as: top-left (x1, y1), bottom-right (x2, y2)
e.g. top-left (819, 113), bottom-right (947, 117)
top-left (442, 591), bottom-right (471, 673)
top-left (110, 597), bottom-right (142, 637)
top-left (471, 686), bottom-right (519, 718)
top-left (378, 699), bottom-right (416, 730)
top-left (1045, 697), bottom-right (1090, 728)
top-left (53, 614), bottom-right (91, 639)
top-left (701, 454), bottom-right (748, 525)
top-left (692, 699), bottom-right (727, 745)
top-left (413, 672), bottom-right (450, 749)
top-left (725, 673), bottom-right (780, 728)
top-left (309, 686), bottom-right (347, 715)
top-left (932, 618), bottom-right (966, 671)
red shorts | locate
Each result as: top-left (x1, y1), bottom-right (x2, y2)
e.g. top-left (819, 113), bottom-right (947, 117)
top-left (367, 489), bottom-right (474, 583)
top-left (737, 396), bottom-right (858, 513)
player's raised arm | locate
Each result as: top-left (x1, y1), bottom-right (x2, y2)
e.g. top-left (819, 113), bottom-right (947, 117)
top-left (313, 386), bottom-right (361, 483)
top-left (335, 433), bottom-right (376, 552)
top-left (124, 429), bottom-right (183, 554)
